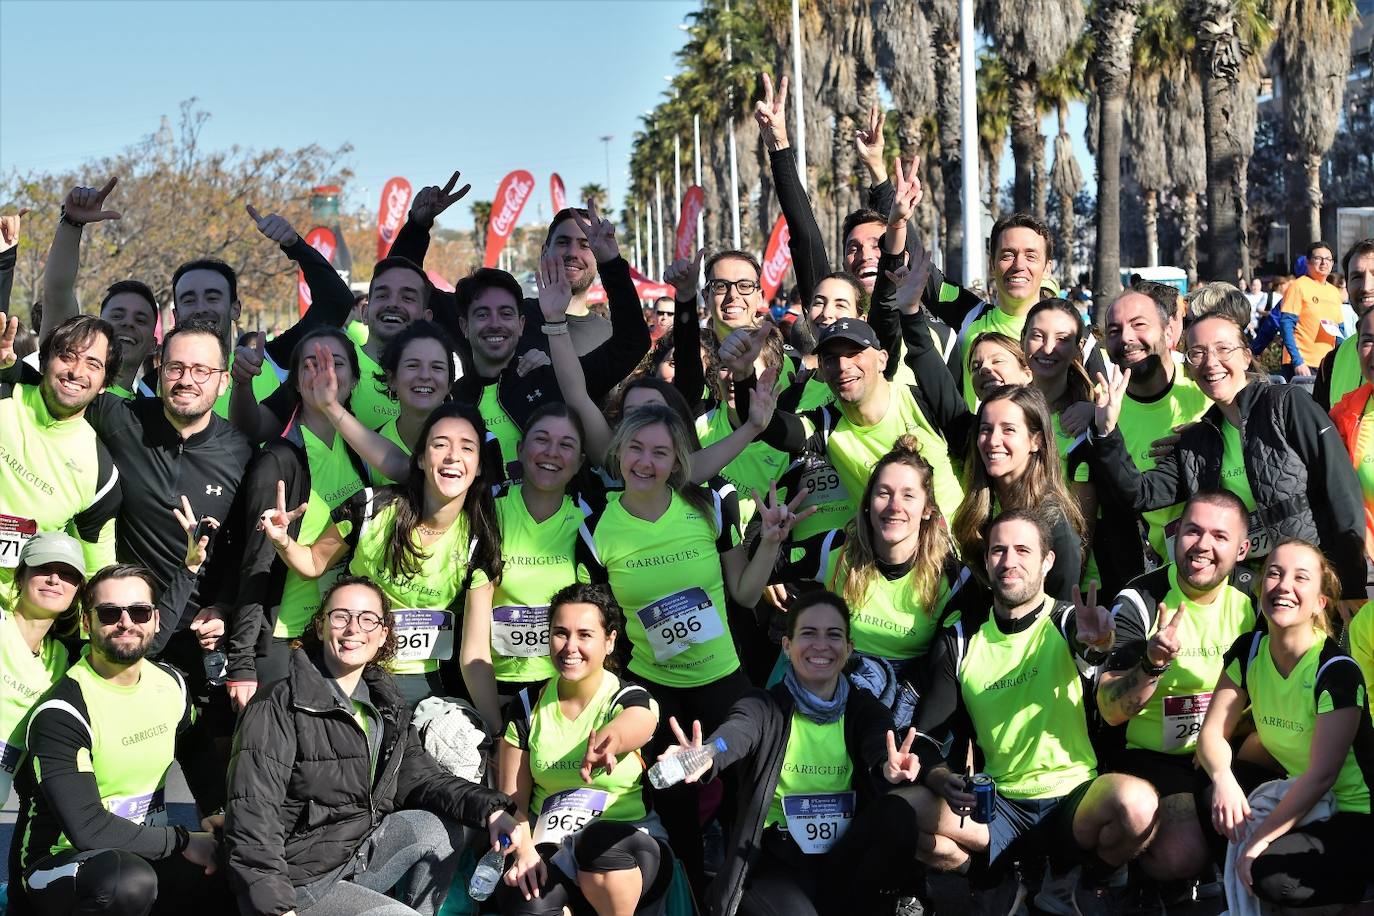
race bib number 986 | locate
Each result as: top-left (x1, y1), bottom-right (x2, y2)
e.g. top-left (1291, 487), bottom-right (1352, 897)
top-left (636, 587), bottom-right (724, 662)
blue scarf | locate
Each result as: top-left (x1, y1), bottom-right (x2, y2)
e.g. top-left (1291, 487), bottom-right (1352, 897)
top-left (783, 662), bottom-right (849, 725)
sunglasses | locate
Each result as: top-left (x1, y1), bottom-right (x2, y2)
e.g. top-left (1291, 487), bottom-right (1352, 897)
top-left (93, 603), bottom-right (156, 625)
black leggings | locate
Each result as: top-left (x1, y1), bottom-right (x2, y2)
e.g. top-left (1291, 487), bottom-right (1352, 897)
top-left (496, 821), bottom-right (671, 916)
top-left (20, 847), bottom-right (234, 916)
top-left (637, 667), bottom-right (751, 890)
top-left (1251, 812), bottom-right (1372, 908)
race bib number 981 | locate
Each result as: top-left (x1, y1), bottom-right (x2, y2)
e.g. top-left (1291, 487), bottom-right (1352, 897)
top-left (782, 791), bottom-right (855, 854)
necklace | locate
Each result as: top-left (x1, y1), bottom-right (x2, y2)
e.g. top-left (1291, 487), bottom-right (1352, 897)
top-left (417, 521), bottom-right (451, 537)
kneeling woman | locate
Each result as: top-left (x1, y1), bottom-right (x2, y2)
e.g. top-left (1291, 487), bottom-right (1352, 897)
top-left (225, 576), bottom-right (519, 916)
top-left (658, 591), bottom-right (924, 916)
top-left (499, 583), bottom-right (672, 915)
top-left (1198, 539), bottom-right (1374, 910)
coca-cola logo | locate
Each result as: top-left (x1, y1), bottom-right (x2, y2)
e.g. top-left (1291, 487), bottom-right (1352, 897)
top-left (762, 223), bottom-right (792, 288)
top-left (491, 175), bottom-right (534, 238)
top-left (675, 187), bottom-right (704, 260)
top-left (379, 180), bottom-right (411, 243)
top-left (306, 227), bottom-right (336, 263)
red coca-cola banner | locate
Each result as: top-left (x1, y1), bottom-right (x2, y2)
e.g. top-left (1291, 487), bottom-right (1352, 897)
top-left (674, 185), bottom-right (704, 261)
top-left (760, 215), bottom-right (792, 301)
top-left (550, 173), bottom-right (567, 213)
top-left (375, 176), bottom-right (412, 262)
top-left (298, 227), bottom-right (338, 315)
top-left (484, 170), bottom-right (535, 268)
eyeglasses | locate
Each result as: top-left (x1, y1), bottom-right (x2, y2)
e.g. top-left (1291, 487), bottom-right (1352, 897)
top-left (1183, 343), bottom-right (1246, 366)
top-left (655, 311), bottom-right (674, 318)
top-left (93, 603), bottom-right (155, 625)
top-left (327, 609), bottom-right (385, 632)
top-left (1309, 255), bottom-right (1334, 264)
top-left (162, 362), bottom-right (228, 384)
top-left (706, 278), bottom-right (759, 297)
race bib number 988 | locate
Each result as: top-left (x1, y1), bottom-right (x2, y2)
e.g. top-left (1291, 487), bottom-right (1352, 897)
top-left (491, 605), bottom-right (550, 658)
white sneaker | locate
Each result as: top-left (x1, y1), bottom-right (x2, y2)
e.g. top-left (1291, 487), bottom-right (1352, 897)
top-left (1032, 865), bottom-right (1080, 916)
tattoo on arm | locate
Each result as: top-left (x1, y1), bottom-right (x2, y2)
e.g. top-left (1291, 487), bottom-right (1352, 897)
top-left (1102, 666), bottom-right (1153, 718)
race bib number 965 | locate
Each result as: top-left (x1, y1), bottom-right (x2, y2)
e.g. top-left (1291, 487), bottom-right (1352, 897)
top-left (533, 788), bottom-right (609, 845)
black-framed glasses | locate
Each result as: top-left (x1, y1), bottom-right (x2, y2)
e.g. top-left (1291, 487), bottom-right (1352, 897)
top-left (655, 311), bottom-right (674, 317)
top-left (162, 362), bottom-right (228, 384)
top-left (93, 603), bottom-right (155, 625)
top-left (1183, 343), bottom-right (1246, 366)
top-left (706, 278), bottom-right (758, 297)
top-left (1309, 255), bottom-right (1334, 264)
top-left (327, 609), bottom-right (385, 632)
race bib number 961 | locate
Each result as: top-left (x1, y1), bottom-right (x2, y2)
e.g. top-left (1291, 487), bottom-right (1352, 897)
top-left (393, 610), bottom-right (455, 663)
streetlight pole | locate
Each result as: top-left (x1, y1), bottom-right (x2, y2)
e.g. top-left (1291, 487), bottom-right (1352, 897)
top-left (726, 0), bottom-right (741, 248)
top-left (959, 0), bottom-right (983, 287)
top-left (655, 171), bottom-right (665, 279)
top-left (599, 134), bottom-right (613, 206)
top-left (791, 0), bottom-right (806, 192)
top-left (694, 113), bottom-right (704, 252)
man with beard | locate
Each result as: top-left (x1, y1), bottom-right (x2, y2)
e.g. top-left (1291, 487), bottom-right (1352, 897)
top-left (40, 181), bottom-right (353, 414)
top-left (1096, 283), bottom-right (1212, 579)
top-left (450, 204), bottom-right (647, 474)
top-left (906, 509), bottom-right (1160, 915)
top-left (0, 314), bottom-right (122, 608)
top-left (8, 562), bottom-right (233, 916)
top-left (1094, 491), bottom-right (1257, 906)
top-left (1314, 238), bottom-right (1374, 409)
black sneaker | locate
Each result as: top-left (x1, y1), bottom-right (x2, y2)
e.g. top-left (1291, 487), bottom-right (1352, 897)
top-left (1071, 874), bottom-right (1118, 916)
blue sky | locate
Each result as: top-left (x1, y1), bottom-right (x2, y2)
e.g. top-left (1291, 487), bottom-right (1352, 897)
top-left (0, 0), bottom-right (1093, 236)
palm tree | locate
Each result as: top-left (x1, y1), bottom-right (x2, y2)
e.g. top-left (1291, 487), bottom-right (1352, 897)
top-left (927, 0), bottom-right (968, 278)
top-left (578, 183), bottom-right (608, 213)
top-left (1187, 0), bottom-right (1260, 283)
top-left (977, 50), bottom-right (1011, 224)
top-left (1042, 35), bottom-right (1089, 277)
top-left (1127, 0), bottom-right (1183, 269)
top-left (471, 200), bottom-right (492, 254)
top-left (978, 0), bottom-right (1085, 214)
top-left (874, 0), bottom-right (940, 246)
top-left (1090, 0), bottom-right (1143, 299)
top-left (1164, 57), bottom-right (1207, 283)
top-left (1273, 0), bottom-right (1357, 252)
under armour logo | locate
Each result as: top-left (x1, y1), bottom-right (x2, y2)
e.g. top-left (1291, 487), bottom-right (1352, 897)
top-left (206, 484), bottom-right (223, 496)
top-left (527, 389), bottom-right (542, 402)
top-left (839, 321), bottom-right (850, 330)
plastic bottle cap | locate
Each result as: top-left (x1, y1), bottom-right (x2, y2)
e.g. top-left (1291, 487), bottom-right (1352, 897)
top-left (712, 737), bottom-right (728, 753)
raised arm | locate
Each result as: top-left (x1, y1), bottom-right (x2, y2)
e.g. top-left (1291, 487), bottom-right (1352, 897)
top-left (687, 366), bottom-right (777, 484)
top-left (257, 483), bottom-right (346, 579)
top-left (666, 249), bottom-right (709, 412)
top-left (538, 250), bottom-right (614, 465)
top-left (390, 171), bottom-right (470, 331)
top-left (248, 204), bottom-right (353, 365)
top-left (572, 203), bottom-right (649, 401)
top-left (756, 72), bottom-right (830, 302)
top-left (42, 179), bottom-right (121, 339)
top-left (0, 209), bottom-right (30, 316)
top-left (298, 340), bottom-right (410, 483)
top-left (869, 154), bottom-right (923, 378)
top-left (722, 483), bottom-right (817, 606)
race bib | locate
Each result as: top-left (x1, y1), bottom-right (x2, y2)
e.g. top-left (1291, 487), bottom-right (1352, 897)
top-left (799, 464), bottom-right (850, 506)
top-left (107, 788), bottom-right (167, 826)
top-left (1319, 319), bottom-right (1342, 341)
top-left (782, 791), bottom-right (855, 855)
top-left (393, 610), bottom-right (455, 663)
top-left (1163, 692), bottom-right (1211, 752)
top-left (0, 738), bottom-right (18, 774)
top-left (491, 605), bottom-right (550, 658)
top-left (0, 514), bottom-right (38, 569)
top-left (636, 588), bottom-right (724, 662)
top-left (533, 787), bottom-right (610, 846)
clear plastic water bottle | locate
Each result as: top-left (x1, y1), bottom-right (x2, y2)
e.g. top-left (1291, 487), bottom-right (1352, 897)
top-left (468, 834), bottom-right (511, 902)
top-left (648, 737), bottom-right (727, 789)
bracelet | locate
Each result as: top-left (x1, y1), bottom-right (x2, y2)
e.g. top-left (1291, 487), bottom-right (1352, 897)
top-left (59, 206), bottom-right (86, 229)
top-left (1139, 656), bottom-right (1171, 678)
top-left (542, 323), bottom-right (570, 337)
top-left (172, 825), bottom-right (190, 854)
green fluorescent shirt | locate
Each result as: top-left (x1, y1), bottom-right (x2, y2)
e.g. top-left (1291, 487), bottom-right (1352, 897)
top-left (958, 304), bottom-right (1027, 409)
top-left (0, 384), bottom-right (118, 608)
top-left (1330, 336), bottom-right (1363, 409)
top-left (590, 490), bottom-right (741, 688)
top-left (373, 418), bottom-right (413, 487)
top-left (212, 351), bottom-right (285, 420)
top-left (1052, 413), bottom-right (1090, 484)
top-left (0, 608), bottom-right (68, 801)
top-left (1350, 602), bottom-right (1374, 700)
top-left (272, 428), bottom-right (367, 639)
top-left (825, 546), bottom-right (952, 660)
top-left (350, 342), bottom-right (401, 430)
top-left (478, 382), bottom-right (521, 470)
top-left (505, 673), bottom-right (657, 828)
top-left (819, 384), bottom-right (963, 523)
top-left (1219, 420), bottom-right (1257, 511)
top-left (765, 713), bottom-right (853, 829)
top-left (1226, 633), bottom-right (1373, 814)
top-left (1115, 372), bottom-right (1212, 563)
top-left (1114, 566), bottom-right (1256, 754)
top-left (959, 598), bottom-right (1097, 798)
top-left (489, 485), bottom-right (587, 683)
top-left (27, 654), bottom-right (189, 858)
top-left (695, 405), bottom-right (790, 530)
top-left (338, 493), bottom-right (489, 676)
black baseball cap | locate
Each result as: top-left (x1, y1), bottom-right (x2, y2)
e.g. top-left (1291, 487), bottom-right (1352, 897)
top-left (816, 318), bottom-right (880, 353)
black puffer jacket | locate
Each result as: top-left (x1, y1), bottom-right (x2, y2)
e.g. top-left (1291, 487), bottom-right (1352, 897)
top-left (1091, 378), bottom-right (1367, 597)
top-left (225, 647), bottom-right (514, 916)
